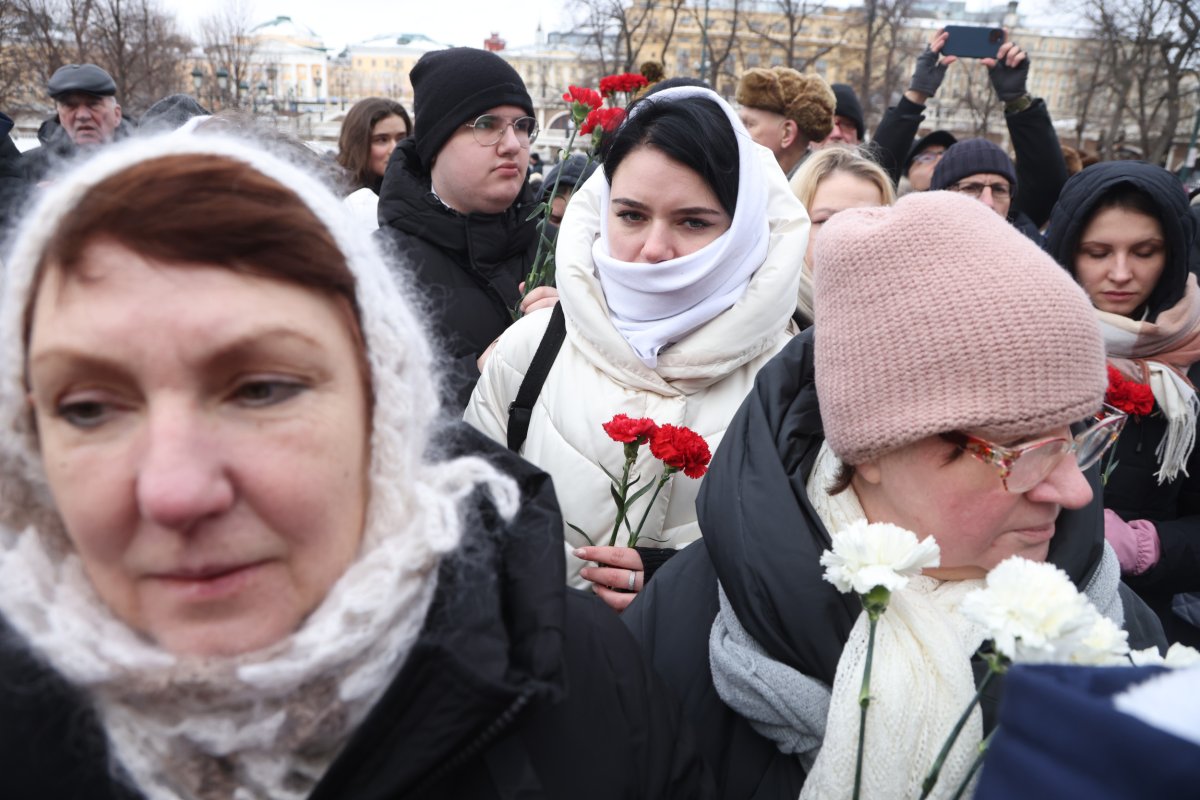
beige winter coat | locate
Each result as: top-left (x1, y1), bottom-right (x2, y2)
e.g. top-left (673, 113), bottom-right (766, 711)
top-left (465, 147), bottom-right (808, 587)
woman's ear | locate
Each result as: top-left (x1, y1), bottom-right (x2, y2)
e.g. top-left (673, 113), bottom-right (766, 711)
top-left (855, 459), bottom-right (883, 486)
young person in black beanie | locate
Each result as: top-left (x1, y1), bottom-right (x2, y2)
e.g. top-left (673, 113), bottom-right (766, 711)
top-left (376, 47), bottom-right (558, 411)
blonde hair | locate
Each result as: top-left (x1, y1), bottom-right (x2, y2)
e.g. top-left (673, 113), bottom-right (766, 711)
top-left (790, 147), bottom-right (896, 210)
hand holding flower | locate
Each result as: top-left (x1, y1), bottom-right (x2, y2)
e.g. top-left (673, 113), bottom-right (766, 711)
top-left (574, 545), bottom-right (645, 612)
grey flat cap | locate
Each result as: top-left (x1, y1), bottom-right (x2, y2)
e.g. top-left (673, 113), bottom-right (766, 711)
top-left (48, 64), bottom-right (117, 99)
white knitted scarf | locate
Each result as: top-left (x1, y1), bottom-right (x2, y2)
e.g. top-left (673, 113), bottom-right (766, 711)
top-left (0, 134), bottom-right (523, 800)
top-left (800, 443), bottom-right (987, 800)
top-left (592, 86), bottom-right (770, 368)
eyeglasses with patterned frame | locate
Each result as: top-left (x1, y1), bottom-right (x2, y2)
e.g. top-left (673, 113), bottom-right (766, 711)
top-left (461, 114), bottom-right (539, 148)
top-left (941, 405), bottom-right (1127, 493)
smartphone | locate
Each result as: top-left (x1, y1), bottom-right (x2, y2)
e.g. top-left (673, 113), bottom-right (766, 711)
top-left (942, 26), bottom-right (1005, 59)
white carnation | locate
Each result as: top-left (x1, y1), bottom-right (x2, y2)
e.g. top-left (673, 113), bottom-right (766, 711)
top-left (1131, 643), bottom-right (1200, 668)
top-left (960, 557), bottom-right (1098, 663)
top-left (820, 520), bottom-right (941, 596)
top-left (1068, 614), bottom-right (1130, 665)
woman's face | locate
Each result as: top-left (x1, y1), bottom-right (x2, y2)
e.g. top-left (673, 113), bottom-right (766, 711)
top-left (1074, 206), bottom-right (1166, 318)
top-left (369, 113), bottom-right (408, 179)
top-left (854, 428), bottom-right (1093, 580)
top-left (805, 170), bottom-right (885, 270)
top-left (607, 145), bottom-right (731, 263)
top-left (26, 240), bottom-right (371, 657)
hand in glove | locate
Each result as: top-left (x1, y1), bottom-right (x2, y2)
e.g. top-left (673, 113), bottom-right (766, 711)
top-left (906, 29), bottom-right (956, 104)
top-left (1104, 509), bottom-right (1161, 576)
top-left (983, 39), bottom-right (1030, 102)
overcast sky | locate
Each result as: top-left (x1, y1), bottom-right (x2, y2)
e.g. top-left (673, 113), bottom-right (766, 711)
top-left (160, 0), bottom-right (1078, 55)
top-left (162, 0), bottom-right (570, 52)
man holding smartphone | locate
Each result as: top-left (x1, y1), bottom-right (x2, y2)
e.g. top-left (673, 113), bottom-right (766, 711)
top-left (871, 28), bottom-right (1069, 237)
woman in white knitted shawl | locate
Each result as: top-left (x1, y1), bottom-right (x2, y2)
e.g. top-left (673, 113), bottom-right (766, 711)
top-left (0, 136), bottom-right (713, 799)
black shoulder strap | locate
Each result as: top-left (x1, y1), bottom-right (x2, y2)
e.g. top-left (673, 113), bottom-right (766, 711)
top-left (506, 302), bottom-right (566, 452)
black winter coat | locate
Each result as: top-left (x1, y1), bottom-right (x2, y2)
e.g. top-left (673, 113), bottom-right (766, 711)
top-left (624, 330), bottom-right (1167, 799)
top-left (1, 425), bottom-right (714, 800)
top-left (20, 116), bottom-right (133, 186)
top-left (377, 139), bottom-right (539, 411)
top-left (1045, 161), bottom-right (1200, 645)
top-left (870, 95), bottom-right (1067, 231)
top-left (0, 112), bottom-right (27, 234)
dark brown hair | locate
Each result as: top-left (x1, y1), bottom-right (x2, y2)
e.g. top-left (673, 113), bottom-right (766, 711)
top-left (336, 97), bottom-right (411, 191)
top-left (26, 153), bottom-right (365, 370)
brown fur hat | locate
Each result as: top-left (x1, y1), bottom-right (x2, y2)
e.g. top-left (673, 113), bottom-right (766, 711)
top-left (736, 67), bottom-right (836, 143)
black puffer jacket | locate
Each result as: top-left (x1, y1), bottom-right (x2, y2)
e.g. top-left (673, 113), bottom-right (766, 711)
top-left (377, 139), bottom-right (539, 411)
top-left (1, 425), bottom-right (714, 799)
top-left (624, 330), bottom-right (1166, 799)
top-left (1045, 161), bottom-right (1200, 645)
top-left (0, 112), bottom-right (27, 235)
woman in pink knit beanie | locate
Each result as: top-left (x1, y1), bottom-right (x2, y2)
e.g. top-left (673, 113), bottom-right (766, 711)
top-left (625, 190), bottom-right (1168, 799)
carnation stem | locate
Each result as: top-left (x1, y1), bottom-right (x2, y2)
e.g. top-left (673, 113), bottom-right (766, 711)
top-left (947, 729), bottom-right (994, 800)
top-left (607, 454), bottom-right (636, 547)
top-left (515, 123), bottom-right (584, 319)
top-left (853, 608), bottom-right (880, 800)
top-left (919, 662), bottom-right (999, 798)
top-left (628, 469), bottom-right (672, 548)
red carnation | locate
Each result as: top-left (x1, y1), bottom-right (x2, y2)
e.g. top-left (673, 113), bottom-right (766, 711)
top-left (580, 106), bottom-right (625, 135)
top-left (603, 414), bottom-right (658, 444)
top-left (562, 85), bottom-right (602, 111)
top-left (1106, 365), bottom-right (1155, 417)
top-left (599, 72), bottom-right (649, 97)
top-left (649, 424), bottom-right (712, 479)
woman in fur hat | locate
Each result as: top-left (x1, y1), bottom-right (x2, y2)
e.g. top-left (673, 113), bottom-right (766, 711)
top-left (0, 134), bottom-right (712, 799)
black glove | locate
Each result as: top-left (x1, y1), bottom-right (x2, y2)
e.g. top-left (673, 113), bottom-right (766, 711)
top-left (908, 46), bottom-right (948, 98)
top-left (988, 51), bottom-right (1030, 102)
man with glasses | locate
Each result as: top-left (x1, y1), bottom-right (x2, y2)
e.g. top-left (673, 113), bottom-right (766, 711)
top-left (929, 137), bottom-right (1047, 242)
top-left (871, 30), bottom-right (1068, 233)
top-left (901, 130), bottom-right (956, 192)
top-left (378, 47), bottom-right (556, 410)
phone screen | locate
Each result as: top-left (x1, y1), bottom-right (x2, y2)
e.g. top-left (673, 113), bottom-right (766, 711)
top-left (942, 26), bottom-right (1005, 59)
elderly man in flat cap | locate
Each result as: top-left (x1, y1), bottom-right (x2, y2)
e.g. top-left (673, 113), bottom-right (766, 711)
top-left (23, 63), bottom-right (130, 184)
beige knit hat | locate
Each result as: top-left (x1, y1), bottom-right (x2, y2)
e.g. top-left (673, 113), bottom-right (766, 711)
top-left (736, 67), bottom-right (835, 143)
top-left (812, 191), bottom-right (1106, 465)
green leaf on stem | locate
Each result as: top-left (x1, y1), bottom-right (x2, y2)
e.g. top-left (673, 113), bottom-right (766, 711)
top-left (566, 522), bottom-right (594, 546)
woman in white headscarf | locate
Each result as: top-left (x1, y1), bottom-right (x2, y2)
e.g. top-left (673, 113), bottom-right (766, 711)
top-left (465, 86), bottom-right (808, 610)
top-left (0, 134), bottom-right (712, 798)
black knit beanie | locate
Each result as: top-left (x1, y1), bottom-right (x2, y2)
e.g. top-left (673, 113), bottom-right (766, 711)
top-left (410, 47), bottom-right (534, 166)
top-left (930, 138), bottom-right (1017, 191)
top-left (831, 83), bottom-right (864, 140)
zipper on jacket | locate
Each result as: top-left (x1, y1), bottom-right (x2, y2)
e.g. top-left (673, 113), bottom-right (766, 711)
top-left (408, 687), bottom-right (537, 797)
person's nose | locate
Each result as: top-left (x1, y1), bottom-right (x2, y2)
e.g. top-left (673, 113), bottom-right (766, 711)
top-left (978, 185), bottom-right (997, 210)
top-left (136, 404), bottom-right (235, 531)
top-left (1109, 251), bottom-right (1134, 284)
top-left (638, 222), bottom-right (675, 263)
top-left (495, 123), bottom-right (521, 156)
top-left (1026, 452), bottom-right (1093, 510)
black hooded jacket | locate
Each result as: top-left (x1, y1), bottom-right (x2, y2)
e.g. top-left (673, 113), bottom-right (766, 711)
top-left (624, 330), bottom-right (1166, 799)
top-left (1, 425), bottom-right (714, 800)
top-left (1045, 161), bottom-right (1200, 645)
top-left (376, 139), bottom-right (539, 411)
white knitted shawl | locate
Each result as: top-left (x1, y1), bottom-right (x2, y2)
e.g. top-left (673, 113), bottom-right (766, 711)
top-left (800, 443), bottom-right (987, 800)
top-left (0, 135), bottom-right (519, 800)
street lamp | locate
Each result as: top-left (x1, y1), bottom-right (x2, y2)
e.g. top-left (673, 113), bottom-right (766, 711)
top-left (191, 66), bottom-right (203, 97)
top-left (216, 67), bottom-right (229, 92)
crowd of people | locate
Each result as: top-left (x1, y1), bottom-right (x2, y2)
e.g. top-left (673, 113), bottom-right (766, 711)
top-left (1, 27), bottom-right (1198, 799)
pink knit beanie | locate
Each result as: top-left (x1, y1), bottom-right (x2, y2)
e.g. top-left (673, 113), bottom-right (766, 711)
top-left (812, 191), bottom-right (1106, 465)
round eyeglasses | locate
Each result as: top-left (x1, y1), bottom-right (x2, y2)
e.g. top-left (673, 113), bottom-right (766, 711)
top-left (462, 114), bottom-right (539, 148)
top-left (943, 405), bottom-right (1127, 493)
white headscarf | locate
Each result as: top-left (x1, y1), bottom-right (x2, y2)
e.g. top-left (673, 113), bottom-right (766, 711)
top-left (0, 134), bottom-right (518, 799)
top-left (591, 86), bottom-right (771, 367)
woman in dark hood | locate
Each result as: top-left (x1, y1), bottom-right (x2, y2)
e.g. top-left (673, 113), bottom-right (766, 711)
top-left (1045, 160), bottom-right (1200, 646)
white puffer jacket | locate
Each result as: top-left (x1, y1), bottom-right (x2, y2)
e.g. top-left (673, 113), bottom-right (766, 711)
top-left (465, 144), bottom-right (808, 587)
